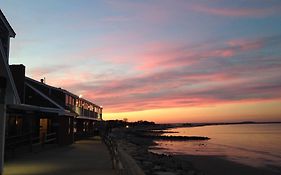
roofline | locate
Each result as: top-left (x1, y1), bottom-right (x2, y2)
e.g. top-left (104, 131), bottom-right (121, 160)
top-left (7, 104), bottom-right (76, 117)
top-left (0, 40), bottom-right (20, 104)
top-left (25, 76), bottom-right (79, 98)
top-left (0, 9), bottom-right (16, 37)
top-left (25, 76), bottom-right (103, 108)
top-left (76, 116), bottom-right (101, 121)
top-left (26, 82), bottom-right (65, 110)
top-left (78, 97), bottom-right (101, 108)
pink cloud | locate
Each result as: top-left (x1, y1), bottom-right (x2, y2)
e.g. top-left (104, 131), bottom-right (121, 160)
top-left (100, 16), bottom-right (131, 23)
top-left (26, 34), bottom-right (281, 113)
top-left (192, 4), bottom-right (281, 17)
top-left (45, 35), bottom-right (267, 74)
top-left (227, 38), bottom-right (264, 51)
top-left (135, 36), bottom-right (267, 71)
top-left (136, 43), bottom-right (197, 71)
top-left (55, 59), bottom-right (281, 113)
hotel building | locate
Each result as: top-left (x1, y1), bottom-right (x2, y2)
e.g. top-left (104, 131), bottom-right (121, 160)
top-left (0, 9), bottom-right (103, 158)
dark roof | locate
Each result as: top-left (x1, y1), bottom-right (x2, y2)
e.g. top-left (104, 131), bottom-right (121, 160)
top-left (76, 116), bottom-right (101, 121)
top-left (7, 104), bottom-right (76, 117)
top-left (25, 76), bottom-right (102, 108)
top-left (0, 9), bottom-right (16, 37)
top-left (25, 82), bottom-right (65, 110)
top-left (25, 76), bottom-right (74, 95)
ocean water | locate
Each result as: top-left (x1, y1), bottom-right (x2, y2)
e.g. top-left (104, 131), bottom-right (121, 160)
top-left (151, 124), bottom-right (281, 168)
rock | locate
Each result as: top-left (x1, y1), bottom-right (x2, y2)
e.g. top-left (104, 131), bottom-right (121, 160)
top-left (143, 161), bottom-right (153, 167)
top-left (155, 171), bottom-right (176, 175)
top-left (187, 170), bottom-right (196, 175)
top-left (112, 127), bottom-right (202, 175)
top-left (153, 165), bottom-right (162, 170)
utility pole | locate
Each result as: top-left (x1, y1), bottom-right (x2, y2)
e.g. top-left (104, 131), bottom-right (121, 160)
top-left (0, 76), bottom-right (7, 175)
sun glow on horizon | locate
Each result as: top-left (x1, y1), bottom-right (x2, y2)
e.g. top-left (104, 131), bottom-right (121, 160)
top-left (103, 99), bottom-right (281, 123)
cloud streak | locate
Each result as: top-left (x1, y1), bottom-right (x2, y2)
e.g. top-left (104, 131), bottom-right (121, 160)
top-left (191, 3), bottom-right (281, 17)
top-left (5, 0), bottom-right (281, 120)
top-left (50, 35), bottom-right (281, 112)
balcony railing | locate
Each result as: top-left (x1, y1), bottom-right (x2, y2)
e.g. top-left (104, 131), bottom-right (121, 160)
top-left (5, 132), bottom-right (57, 157)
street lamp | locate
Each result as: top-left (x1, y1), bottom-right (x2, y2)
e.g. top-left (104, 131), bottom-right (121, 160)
top-left (0, 76), bottom-right (7, 175)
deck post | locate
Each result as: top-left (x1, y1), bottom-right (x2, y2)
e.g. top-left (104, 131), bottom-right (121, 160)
top-left (0, 77), bottom-right (7, 175)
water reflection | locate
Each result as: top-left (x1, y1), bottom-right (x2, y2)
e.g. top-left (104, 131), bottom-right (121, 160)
top-left (151, 124), bottom-right (281, 168)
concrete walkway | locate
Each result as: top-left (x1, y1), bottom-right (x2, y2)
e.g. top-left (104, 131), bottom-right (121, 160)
top-left (4, 137), bottom-right (116, 175)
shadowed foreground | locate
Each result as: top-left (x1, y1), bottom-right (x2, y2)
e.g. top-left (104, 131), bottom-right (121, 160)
top-left (4, 137), bottom-right (116, 175)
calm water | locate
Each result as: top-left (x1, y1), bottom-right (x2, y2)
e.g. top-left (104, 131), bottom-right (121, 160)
top-left (151, 124), bottom-right (281, 168)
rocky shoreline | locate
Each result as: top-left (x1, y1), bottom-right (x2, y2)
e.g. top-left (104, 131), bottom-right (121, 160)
top-left (111, 126), bottom-right (206, 175)
top-left (128, 129), bottom-right (210, 141)
top-left (110, 125), bottom-right (281, 175)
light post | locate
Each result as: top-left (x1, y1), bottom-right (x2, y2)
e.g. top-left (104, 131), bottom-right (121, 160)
top-left (0, 76), bottom-right (7, 175)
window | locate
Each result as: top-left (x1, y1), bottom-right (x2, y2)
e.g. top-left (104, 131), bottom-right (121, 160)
top-left (65, 95), bottom-right (69, 105)
top-left (72, 97), bottom-right (74, 105)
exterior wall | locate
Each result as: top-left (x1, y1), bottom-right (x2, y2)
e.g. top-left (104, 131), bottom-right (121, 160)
top-left (1, 11), bottom-right (78, 165)
top-left (25, 78), bottom-right (67, 108)
top-left (0, 10), bottom-right (18, 104)
top-left (9, 65), bottom-right (25, 103)
top-left (1, 12), bottom-right (18, 173)
top-left (24, 78), bottom-right (103, 121)
top-left (65, 94), bottom-right (102, 120)
top-left (0, 18), bottom-right (10, 63)
top-left (26, 79), bottom-right (50, 95)
top-left (0, 39), bottom-right (19, 106)
top-left (74, 119), bottom-right (95, 140)
top-left (56, 116), bottom-right (74, 145)
top-left (49, 89), bottom-right (65, 107)
top-left (5, 111), bottom-right (75, 149)
top-left (0, 46), bottom-right (18, 105)
top-left (65, 94), bottom-right (76, 111)
top-left (24, 85), bottom-right (58, 108)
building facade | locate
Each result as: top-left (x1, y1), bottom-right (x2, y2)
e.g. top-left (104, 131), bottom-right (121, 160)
top-left (0, 9), bottom-right (19, 174)
top-left (0, 10), bottom-right (103, 161)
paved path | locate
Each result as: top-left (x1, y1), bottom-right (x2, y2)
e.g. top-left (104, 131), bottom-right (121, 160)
top-left (4, 137), bottom-right (116, 175)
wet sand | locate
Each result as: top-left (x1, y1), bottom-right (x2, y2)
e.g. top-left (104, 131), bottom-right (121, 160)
top-left (176, 154), bottom-right (281, 175)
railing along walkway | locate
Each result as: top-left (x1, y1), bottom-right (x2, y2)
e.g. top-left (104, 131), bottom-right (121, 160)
top-left (103, 135), bottom-right (145, 175)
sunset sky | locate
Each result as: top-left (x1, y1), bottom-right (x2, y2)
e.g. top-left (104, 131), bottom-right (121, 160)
top-left (1, 0), bottom-right (281, 123)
